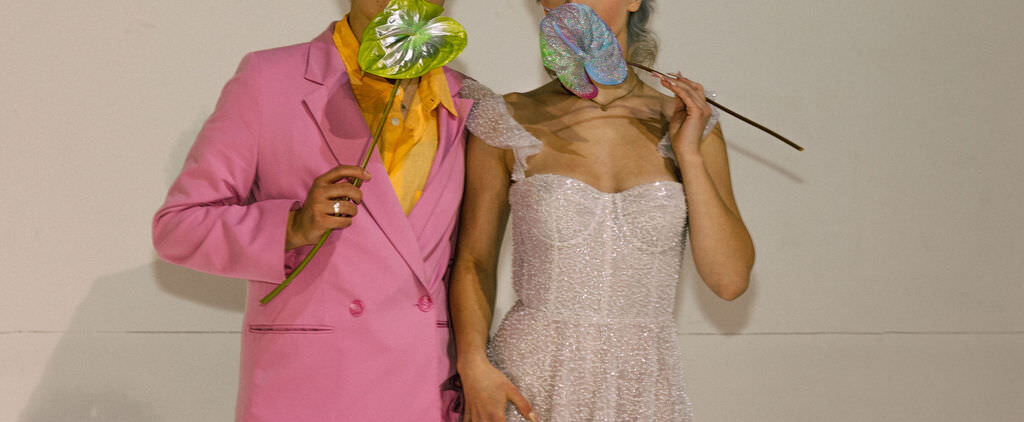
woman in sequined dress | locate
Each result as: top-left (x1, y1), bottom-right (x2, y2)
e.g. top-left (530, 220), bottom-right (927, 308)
top-left (449, 1), bottom-right (754, 420)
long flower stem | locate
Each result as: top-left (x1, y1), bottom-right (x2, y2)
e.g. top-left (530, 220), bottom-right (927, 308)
top-left (259, 230), bottom-right (331, 304)
top-left (260, 81), bottom-right (402, 304)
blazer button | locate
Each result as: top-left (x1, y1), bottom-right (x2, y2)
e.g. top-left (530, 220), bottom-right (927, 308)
top-left (349, 300), bottom-right (365, 317)
top-left (417, 295), bottom-right (433, 312)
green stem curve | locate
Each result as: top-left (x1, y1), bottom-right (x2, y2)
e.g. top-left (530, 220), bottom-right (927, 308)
top-left (260, 81), bottom-right (402, 304)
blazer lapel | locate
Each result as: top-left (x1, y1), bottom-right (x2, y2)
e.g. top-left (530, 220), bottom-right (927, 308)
top-left (302, 23), bottom-right (428, 285)
top-left (359, 150), bottom-right (429, 286)
top-left (302, 77), bottom-right (367, 166)
top-left (407, 72), bottom-right (473, 287)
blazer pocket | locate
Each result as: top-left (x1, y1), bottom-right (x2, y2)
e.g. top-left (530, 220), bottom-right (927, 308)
top-left (247, 324), bottom-right (334, 334)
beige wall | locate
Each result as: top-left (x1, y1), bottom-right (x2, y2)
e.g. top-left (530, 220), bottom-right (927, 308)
top-left (2, 0), bottom-right (1022, 420)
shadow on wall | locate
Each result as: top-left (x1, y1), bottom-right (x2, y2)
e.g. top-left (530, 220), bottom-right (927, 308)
top-left (727, 141), bottom-right (805, 184)
top-left (18, 261), bottom-right (245, 421)
top-left (152, 260), bottom-right (247, 312)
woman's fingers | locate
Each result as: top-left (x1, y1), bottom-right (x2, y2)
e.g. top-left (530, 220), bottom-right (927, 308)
top-left (465, 401), bottom-right (507, 422)
top-left (658, 74), bottom-right (705, 113)
top-left (659, 77), bottom-right (696, 133)
top-left (508, 386), bottom-right (537, 422)
top-left (659, 78), bottom-right (697, 114)
top-left (671, 72), bottom-right (713, 115)
top-left (658, 74), bottom-right (712, 129)
top-left (459, 362), bottom-right (532, 422)
top-left (655, 72), bottom-right (713, 152)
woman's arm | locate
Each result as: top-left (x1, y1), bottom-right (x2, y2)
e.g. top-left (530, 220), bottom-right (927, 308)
top-left (658, 74), bottom-right (755, 301)
top-left (679, 124), bottom-right (754, 300)
top-left (449, 134), bottom-right (536, 422)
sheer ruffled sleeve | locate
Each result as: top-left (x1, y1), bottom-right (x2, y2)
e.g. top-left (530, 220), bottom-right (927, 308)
top-left (459, 79), bottom-right (543, 182)
top-left (657, 101), bottom-right (721, 164)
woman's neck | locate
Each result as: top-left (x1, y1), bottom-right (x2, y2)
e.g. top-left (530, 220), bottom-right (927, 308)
top-left (589, 70), bottom-right (641, 104)
top-left (348, 13), bottom-right (369, 43)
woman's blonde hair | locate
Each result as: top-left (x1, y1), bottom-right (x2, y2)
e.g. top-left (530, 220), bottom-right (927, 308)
top-left (626, 0), bottom-right (658, 66)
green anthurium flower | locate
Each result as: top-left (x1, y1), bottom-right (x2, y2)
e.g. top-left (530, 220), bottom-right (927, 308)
top-left (357, 0), bottom-right (468, 79)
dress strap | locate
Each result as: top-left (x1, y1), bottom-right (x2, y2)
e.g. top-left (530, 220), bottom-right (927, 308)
top-left (459, 79), bottom-right (543, 182)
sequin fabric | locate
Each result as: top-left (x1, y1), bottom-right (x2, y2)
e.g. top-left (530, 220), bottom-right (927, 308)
top-left (540, 3), bottom-right (628, 99)
top-left (460, 81), bottom-right (696, 421)
top-left (460, 79), bottom-right (542, 181)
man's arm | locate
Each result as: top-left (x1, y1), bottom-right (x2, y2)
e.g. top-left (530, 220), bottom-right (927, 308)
top-left (152, 53), bottom-right (300, 282)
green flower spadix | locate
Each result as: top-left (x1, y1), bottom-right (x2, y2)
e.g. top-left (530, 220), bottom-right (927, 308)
top-left (357, 0), bottom-right (467, 79)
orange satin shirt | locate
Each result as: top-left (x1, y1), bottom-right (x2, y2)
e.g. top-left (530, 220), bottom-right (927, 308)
top-left (334, 16), bottom-right (457, 215)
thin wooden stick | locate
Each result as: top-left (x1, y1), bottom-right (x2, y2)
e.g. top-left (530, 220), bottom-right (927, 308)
top-left (628, 62), bottom-right (804, 151)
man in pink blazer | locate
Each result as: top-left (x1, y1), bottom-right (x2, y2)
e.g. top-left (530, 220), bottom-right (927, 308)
top-left (152, 2), bottom-right (472, 420)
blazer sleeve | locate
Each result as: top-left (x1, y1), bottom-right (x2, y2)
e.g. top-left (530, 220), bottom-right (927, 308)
top-left (152, 52), bottom-right (300, 283)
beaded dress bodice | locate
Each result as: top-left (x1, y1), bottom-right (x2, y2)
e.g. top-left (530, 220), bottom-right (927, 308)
top-left (460, 79), bottom-right (711, 421)
top-left (508, 173), bottom-right (687, 321)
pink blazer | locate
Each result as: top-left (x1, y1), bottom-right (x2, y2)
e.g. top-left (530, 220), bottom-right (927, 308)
top-left (153, 23), bottom-right (472, 422)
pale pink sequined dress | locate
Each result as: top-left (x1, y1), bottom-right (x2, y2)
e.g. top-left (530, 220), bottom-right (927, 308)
top-left (461, 79), bottom-right (719, 421)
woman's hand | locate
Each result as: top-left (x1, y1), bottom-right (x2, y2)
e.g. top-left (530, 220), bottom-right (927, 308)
top-left (460, 358), bottom-right (536, 422)
top-left (657, 72), bottom-right (713, 158)
top-left (285, 165), bottom-right (370, 250)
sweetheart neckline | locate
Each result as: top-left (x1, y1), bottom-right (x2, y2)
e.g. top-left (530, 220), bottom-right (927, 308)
top-left (516, 173), bottom-right (682, 195)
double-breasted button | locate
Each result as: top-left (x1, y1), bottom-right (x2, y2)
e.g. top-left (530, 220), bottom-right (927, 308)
top-left (349, 300), bottom-right (365, 317)
top-left (417, 295), bottom-right (433, 312)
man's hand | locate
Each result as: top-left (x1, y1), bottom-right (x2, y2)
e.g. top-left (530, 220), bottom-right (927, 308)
top-left (286, 165), bottom-right (370, 250)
